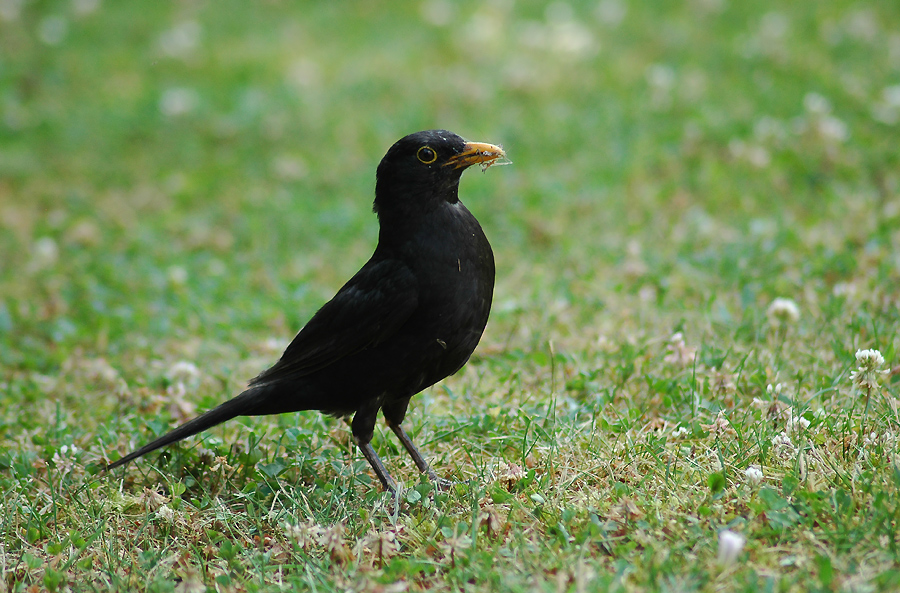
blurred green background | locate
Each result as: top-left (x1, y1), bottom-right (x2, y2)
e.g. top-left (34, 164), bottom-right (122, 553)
top-left (2, 0), bottom-right (900, 590)
top-left (5, 0), bottom-right (896, 373)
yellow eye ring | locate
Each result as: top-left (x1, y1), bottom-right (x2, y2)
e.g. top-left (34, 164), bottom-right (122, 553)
top-left (417, 146), bottom-right (437, 164)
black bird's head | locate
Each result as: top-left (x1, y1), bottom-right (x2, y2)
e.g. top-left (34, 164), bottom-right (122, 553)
top-left (373, 130), bottom-right (506, 224)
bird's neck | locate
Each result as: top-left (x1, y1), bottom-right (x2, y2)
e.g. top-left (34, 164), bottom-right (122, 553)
top-left (376, 200), bottom-right (481, 258)
top-left (374, 190), bottom-right (460, 246)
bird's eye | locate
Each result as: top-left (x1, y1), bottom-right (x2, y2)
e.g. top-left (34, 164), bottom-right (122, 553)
top-left (416, 146), bottom-right (437, 164)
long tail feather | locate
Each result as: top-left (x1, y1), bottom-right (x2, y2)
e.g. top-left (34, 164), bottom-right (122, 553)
top-left (106, 388), bottom-right (262, 470)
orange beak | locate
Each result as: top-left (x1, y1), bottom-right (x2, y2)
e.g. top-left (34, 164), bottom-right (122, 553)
top-left (444, 141), bottom-right (509, 171)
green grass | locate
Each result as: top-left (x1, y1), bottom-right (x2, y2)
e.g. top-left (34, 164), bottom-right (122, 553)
top-left (2, 0), bottom-right (900, 591)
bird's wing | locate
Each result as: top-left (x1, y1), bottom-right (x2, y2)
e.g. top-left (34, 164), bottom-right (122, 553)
top-left (248, 258), bottom-right (418, 385)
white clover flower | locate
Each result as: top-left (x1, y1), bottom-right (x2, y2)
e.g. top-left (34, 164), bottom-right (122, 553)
top-left (498, 461), bottom-right (526, 489)
top-left (760, 11), bottom-right (789, 41)
top-left (754, 116), bottom-right (788, 142)
top-left (766, 297), bottom-right (800, 323)
top-left (872, 85), bottom-right (900, 125)
top-left (0, 0), bottom-right (24, 21)
top-left (671, 425), bottom-right (691, 438)
top-left (159, 87), bottom-right (199, 117)
top-left (547, 20), bottom-right (596, 57)
top-left (72, 0), bottom-right (101, 16)
top-left (38, 15), bottom-right (68, 45)
top-left (772, 433), bottom-right (792, 448)
top-left (729, 139), bottom-right (770, 167)
top-left (850, 349), bottom-right (888, 391)
top-left (139, 486), bottom-right (169, 512)
top-left (359, 529), bottom-right (399, 561)
top-left (59, 444), bottom-right (78, 457)
top-left (785, 409), bottom-right (811, 433)
top-left (168, 360), bottom-right (201, 382)
top-left (420, 0), bottom-right (454, 27)
top-left (156, 504), bottom-right (175, 523)
top-left (817, 115), bottom-right (849, 142)
top-left (646, 63), bottom-right (676, 90)
top-left (771, 433), bottom-right (796, 459)
top-left (745, 145), bottom-right (771, 168)
top-left (167, 265), bottom-right (189, 286)
top-left (319, 523), bottom-right (351, 563)
top-left (646, 64), bottom-right (676, 110)
top-left (857, 349), bottom-right (885, 366)
top-left (156, 20), bottom-right (202, 59)
top-left (832, 281), bottom-right (858, 298)
top-left (284, 520), bottom-right (324, 551)
top-left (596, 0), bottom-right (627, 26)
top-left (803, 92), bottom-right (831, 115)
top-left (664, 332), bottom-right (697, 367)
top-left (744, 466), bottom-right (764, 485)
top-left (884, 85), bottom-right (900, 109)
top-left (209, 456), bottom-right (233, 473)
top-left (596, 335), bottom-right (616, 353)
top-left (718, 530), bottom-right (746, 565)
top-left (30, 236), bottom-right (59, 271)
top-left (52, 446), bottom-right (77, 475)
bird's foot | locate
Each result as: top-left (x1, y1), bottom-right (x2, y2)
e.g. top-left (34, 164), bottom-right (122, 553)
top-left (431, 476), bottom-right (456, 492)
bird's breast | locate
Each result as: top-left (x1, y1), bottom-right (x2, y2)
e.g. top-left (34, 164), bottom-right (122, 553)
top-left (403, 208), bottom-right (494, 362)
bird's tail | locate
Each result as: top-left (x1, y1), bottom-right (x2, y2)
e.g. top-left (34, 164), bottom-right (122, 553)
top-left (105, 387), bottom-right (264, 471)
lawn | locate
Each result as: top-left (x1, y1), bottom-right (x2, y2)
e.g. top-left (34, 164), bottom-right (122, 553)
top-left (1, 0), bottom-right (899, 591)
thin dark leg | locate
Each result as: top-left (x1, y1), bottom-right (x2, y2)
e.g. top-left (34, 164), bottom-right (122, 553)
top-left (354, 435), bottom-right (397, 494)
top-left (386, 421), bottom-right (439, 482)
top-left (351, 406), bottom-right (398, 494)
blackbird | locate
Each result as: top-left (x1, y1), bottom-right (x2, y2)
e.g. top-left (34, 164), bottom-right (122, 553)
top-left (107, 130), bottom-right (507, 492)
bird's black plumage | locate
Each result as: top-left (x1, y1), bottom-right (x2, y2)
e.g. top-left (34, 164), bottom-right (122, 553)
top-left (107, 130), bottom-right (507, 492)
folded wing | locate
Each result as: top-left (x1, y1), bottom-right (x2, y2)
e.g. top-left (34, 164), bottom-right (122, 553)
top-left (249, 258), bottom-right (419, 385)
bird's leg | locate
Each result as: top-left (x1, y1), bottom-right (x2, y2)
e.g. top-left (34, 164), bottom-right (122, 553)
top-left (382, 398), bottom-right (452, 489)
top-left (386, 421), bottom-right (439, 482)
top-left (351, 408), bottom-right (397, 493)
top-left (353, 435), bottom-right (397, 494)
